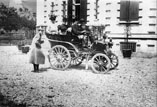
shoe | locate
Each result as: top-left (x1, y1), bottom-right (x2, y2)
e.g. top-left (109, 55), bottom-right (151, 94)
top-left (32, 70), bottom-right (38, 72)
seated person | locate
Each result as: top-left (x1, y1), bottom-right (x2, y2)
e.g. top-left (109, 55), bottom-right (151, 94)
top-left (45, 16), bottom-right (61, 40)
top-left (103, 33), bottom-right (113, 46)
top-left (46, 16), bottom-right (58, 35)
top-left (46, 23), bottom-right (58, 35)
top-left (71, 19), bottom-right (86, 47)
top-left (58, 18), bottom-right (69, 35)
top-left (81, 24), bottom-right (94, 47)
top-left (72, 19), bottom-right (86, 36)
top-left (102, 33), bottom-right (113, 55)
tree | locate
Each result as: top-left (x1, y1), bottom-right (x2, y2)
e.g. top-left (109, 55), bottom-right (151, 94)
top-left (49, 14), bottom-right (57, 22)
top-left (0, 3), bottom-right (36, 32)
top-left (20, 16), bottom-right (36, 30)
top-left (0, 3), bottom-right (21, 32)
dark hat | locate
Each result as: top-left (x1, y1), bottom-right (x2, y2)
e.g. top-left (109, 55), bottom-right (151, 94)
top-left (79, 18), bottom-right (85, 23)
top-left (72, 17), bottom-right (79, 22)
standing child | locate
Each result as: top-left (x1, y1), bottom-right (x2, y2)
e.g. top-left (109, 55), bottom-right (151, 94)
top-left (29, 28), bottom-right (45, 72)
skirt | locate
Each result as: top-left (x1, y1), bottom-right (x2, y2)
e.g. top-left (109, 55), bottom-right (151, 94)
top-left (29, 48), bottom-right (45, 64)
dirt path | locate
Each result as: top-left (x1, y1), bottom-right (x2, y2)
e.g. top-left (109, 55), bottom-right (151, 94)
top-left (0, 46), bottom-right (157, 107)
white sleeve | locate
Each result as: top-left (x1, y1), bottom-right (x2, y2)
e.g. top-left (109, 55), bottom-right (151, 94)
top-left (46, 26), bottom-right (51, 33)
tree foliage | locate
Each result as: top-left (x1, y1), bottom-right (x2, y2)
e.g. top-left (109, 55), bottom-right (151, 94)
top-left (0, 3), bottom-right (36, 32)
top-left (20, 16), bottom-right (36, 30)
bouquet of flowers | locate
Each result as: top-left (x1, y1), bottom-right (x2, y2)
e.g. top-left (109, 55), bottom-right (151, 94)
top-left (49, 14), bottom-right (57, 22)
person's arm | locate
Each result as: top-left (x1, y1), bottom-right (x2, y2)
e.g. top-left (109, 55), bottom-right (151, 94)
top-left (34, 34), bottom-right (42, 49)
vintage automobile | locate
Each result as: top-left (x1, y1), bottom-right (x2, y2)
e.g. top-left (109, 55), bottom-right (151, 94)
top-left (46, 30), bottom-right (119, 74)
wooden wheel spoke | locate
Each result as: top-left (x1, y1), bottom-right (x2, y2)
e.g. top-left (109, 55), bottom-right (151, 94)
top-left (62, 54), bottom-right (69, 59)
top-left (59, 62), bottom-right (65, 68)
top-left (101, 66), bottom-right (107, 71)
top-left (62, 50), bottom-right (67, 55)
top-left (110, 63), bottom-right (115, 68)
top-left (111, 60), bottom-right (118, 64)
top-left (94, 56), bottom-right (98, 62)
top-left (102, 64), bottom-right (107, 69)
top-left (111, 57), bottom-right (117, 61)
top-left (94, 60), bottom-right (99, 66)
top-left (98, 56), bottom-right (101, 61)
top-left (59, 47), bottom-right (64, 54)
top-left (54, 48), bottom-right (58, 53)
top-left (111, 62), bottom-right (116, 66)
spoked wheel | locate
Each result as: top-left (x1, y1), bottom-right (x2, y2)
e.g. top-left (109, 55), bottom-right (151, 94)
top-left (109, 53), bottom-right (119, 70)
top-left (48, 45), bottom-right (71, 70)
top-left (71, 55), bottom-right (84, 67)
top-left (91, 53), bottom-right (111, 74)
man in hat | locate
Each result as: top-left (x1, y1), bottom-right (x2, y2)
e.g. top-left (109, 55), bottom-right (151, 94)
top-left (70, 18), bottom-right (87, 47)
top-left (71, 18), bottom-right (86, 35)
top-left (58, 17), bottom-right (69, 35)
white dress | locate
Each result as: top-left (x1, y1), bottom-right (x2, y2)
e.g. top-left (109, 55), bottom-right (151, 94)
top-left (46, 23), bottom-right (58, 34)
top-left (28, 33), bottom-right (46, 64)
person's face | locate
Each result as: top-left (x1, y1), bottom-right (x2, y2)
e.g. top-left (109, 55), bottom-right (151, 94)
top-left (81, 25), bottom-right (86, 29)
top-left (38, 30), bottom-right (42, 34)
top-left (78, 23), bottom-right (81, 26)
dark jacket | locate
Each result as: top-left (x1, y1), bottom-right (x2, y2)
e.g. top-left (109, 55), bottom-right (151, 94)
top-left (58, 24), bottom-right (68, 33)
top-left (71, 22), bottom-right (82, 35)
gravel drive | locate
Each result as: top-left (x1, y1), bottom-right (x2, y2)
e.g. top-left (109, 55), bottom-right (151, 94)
top-left (0, 46), bottom-right (157, 107)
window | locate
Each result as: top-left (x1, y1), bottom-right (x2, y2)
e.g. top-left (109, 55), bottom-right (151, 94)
top-left (147, 44), bottom-right (155, 47)
top-left (106, 10), bottom-right (111, 12)
top-left (106, 17), bottom-right (111, 20)
top-left (105, 24), bottom-right (110, 26)
top-left (149, 24), bottom-right (156, 26)
top-left (149, 16), bottom-right (156, 18)
top-left (150, 8), bottom-right (157, 11)
top-left (106, 2), bottom-right (111, 5)
top-left (33, 13), bottom-right (36, 17)
top-left (148, 31), bottom-right (155, 34)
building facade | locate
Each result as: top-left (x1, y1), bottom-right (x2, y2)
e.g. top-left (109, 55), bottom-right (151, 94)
top-left (36, 0), bottom-right (157, 53)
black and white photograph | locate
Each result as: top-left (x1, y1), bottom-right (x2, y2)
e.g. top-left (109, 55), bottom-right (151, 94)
top-left (0, 0), bottom-right (157, 107)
